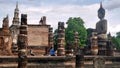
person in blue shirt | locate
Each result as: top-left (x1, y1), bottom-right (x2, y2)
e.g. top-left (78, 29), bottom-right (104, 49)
top-left (50, 47), bottom-right (55, 56)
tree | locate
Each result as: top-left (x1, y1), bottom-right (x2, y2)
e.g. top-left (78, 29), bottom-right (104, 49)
top-left (116, 32), bottom-right (120, 38)
top-left (65, 17), bottom-right (87, 46)
top-left (112, 37), bottom-right (120, 50)
top-left (112, 31), bottom-right (120, 50)
top-left (53, 29), bottom-right (58, 51)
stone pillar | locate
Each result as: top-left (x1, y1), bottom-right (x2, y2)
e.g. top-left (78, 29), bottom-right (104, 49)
top-left (107, 32), bottom-right (114, 56)
top-left (66, 42), bottom-right (74, 56)
top-left (91, 32), bottom-right (98, 55)
top-left (47, 27), bottom-right (53, 55)
top-left (57, 22), bottom-right (65, 56)
top-left (74, 31), bottom-right (79, 55)
top-left (18, 14), bottom-right (28, 68)
top-left (98, 34), bottom-right (107, 55)
top-left (107, 39), bottom-right (114, 56)
top-left (43, 16), bottom-right (46, 25)
top-left (76, 55), bottom-right (84, 68)
top-left (49, 27), bottom-right (53, 48)
top-left (74, 31), bottom-right (84, 68)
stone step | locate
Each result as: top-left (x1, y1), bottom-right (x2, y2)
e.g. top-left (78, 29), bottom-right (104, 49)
top-left (12, 46), bottom-right (18, 49)
top-left (0, 62), bottom-right (120, 68)
top-left (12, 49), bottom-right (18, 52)
top-left (84, 63), bottom-right (120, 68)
top-left (0, 63), bottom-right (73, 68)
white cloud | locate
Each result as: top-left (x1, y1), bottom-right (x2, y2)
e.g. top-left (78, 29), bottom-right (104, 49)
top-left (108, 24), bottom-right (120, 36)
top-left (104, 0), bottom-right (120, 36)
top-left (0, 0), bottom-right (120, 36)
top-left (18, 4), bottom-right (100, 30)
top-left (104, 0), bottom-right (120, 10)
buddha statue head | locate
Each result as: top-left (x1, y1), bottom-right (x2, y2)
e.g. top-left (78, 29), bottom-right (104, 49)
top-left (98, 2), bottom-right (105, 20)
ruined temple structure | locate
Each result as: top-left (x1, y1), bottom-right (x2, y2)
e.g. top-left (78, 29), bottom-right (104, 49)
top-left (27, 16), bottom-right (51, 56)
top-left (0, 2), bottom-right (53, 56)
top-left (0, 15), bottom-right (12, 56)
top-left (0, 2), bottom-right (120, 68)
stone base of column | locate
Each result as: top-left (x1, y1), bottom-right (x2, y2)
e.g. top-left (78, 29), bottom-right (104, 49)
top-left (76, 55), bottom-right (84, 68)
top-left (57, 48), bottom-right (65, 56)
top-left (66, 49), bottom-right (74, 56)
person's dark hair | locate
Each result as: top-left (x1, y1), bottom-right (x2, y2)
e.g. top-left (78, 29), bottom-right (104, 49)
top-left (50, 47), bottom-right (53, 49)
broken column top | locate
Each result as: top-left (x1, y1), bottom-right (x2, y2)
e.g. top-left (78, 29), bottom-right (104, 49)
top-left (39, 16), bottom-right (46, 25)
top-left (21, 14), bottom-right (27, 25)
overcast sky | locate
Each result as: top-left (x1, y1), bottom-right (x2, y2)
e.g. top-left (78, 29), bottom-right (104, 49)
top-left (0, 0), bottom-right (120, 36)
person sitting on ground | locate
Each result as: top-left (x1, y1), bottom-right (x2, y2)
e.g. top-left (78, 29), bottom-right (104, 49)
top-left (50, 47), bottom-right (55, 56)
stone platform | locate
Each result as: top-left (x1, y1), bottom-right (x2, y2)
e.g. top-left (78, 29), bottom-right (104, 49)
top-left (0, 56), bottom-right (120, 68)
top-left (0, 56), bottom-right (75, 68)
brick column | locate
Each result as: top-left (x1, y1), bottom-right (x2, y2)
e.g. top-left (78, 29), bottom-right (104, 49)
top-left (91, 32), bottom-right (98, 55)
top-left (107, 39), bottom-right (114, 56)
top-left (47, 27), bottom-right (53, 54)
top-left (66, 42), bottom-right (74, 56)
top-left (106, 32), bottom-right (114, 56)
top-left (74, 31), bottom-right (79, 55)
top-left (74, 32), bottom-right (84, 68)
top-left (18, 14), bottom-right (28, 68)
top-left (98, 34), bottom-right (107, 55)
top-left (57, 22), bottom-right (65, 56)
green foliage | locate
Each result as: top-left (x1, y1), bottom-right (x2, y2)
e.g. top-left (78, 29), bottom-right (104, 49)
top-left (116, 32), bottom-right (120, 38)
top-left (65, 17), bottom-right (87, 46)
top-left (112, 32), bottom-right (120, 50)
top-left (53, 29), bottom-right (58, 51)
top-left (53, 17), bottom-right (87, 49)
top-left (112, 37), bottom-right (120, 50)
